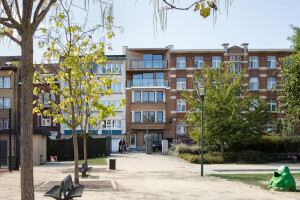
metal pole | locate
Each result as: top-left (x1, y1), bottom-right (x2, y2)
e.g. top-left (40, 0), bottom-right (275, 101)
top-left (201, 97), bottom-right (204, 177)
top-left (9, 108), bottom-right (12, 172)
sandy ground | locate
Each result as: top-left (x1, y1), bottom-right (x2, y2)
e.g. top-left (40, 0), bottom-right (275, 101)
top-left (1, 152), bottom-right (300, 200)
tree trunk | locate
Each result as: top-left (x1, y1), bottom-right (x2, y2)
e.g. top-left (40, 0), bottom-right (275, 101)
top-left (220, 141), bottom-right (225, 154)
top-left (83, 134), bottom-right (88, 168)
top-left (72, 126), bottom-right (79, 184)
top-left (20, 35), bottom-right (35, 200)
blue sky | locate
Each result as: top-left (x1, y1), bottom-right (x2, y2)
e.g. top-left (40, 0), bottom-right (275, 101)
top-left (1, 0), bottom-right (300, 63)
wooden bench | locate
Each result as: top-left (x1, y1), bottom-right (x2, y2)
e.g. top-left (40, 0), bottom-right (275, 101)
top-left (44, 175), bottom-right (85, 200)
top-left (79, 162), bottom-right (92, 176)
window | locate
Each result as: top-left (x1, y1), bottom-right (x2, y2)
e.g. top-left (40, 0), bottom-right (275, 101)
top-left (157, 91), bottom-right (163, 102)
top-left (268, 99), bottom-right (276, 112)
top-left (230, 56), bottom-right (235, 71)
top-left (102, 120), bottom-right (122, 129)
top-left (176, 57), bottom-right (186, 69)
top-left (156, 72), bottom-right (164, 86)
top-left (43, 93), bottom-right (55, 107)
top-left (195, 78), bottom-right (204, 88)
top-left (101, 64), bottom-right (122, 74)
top-left (249, 77), bottom-right (259, 90)
top-left (267, 77), bottom-right (276, 90)
top-left (0, 119), bottom-right (9, 130)
top-left (134, 112), bottom-right (141, 123)
top-left (143, 132), bottom-right (163, 143)
top-left (0, 77), bottom-right (11, 88)
top-left (143, 91), bottom-right (155, 102)
top-left (250, 99), bottom-right (258, 111)
top-left (177, 99), bottom-right (186, 112)
top-left (176, 122), bottom-right (186, 135)
top-left (41, 116), bottom-right (51, 126)
top-left (112, 64), bottom-right (122, 74)
top-left (134, 91), bottom-right (141, 102)
top-left (212, 56), bottom-right (221, 69)
top-left (176, 78), bottom-right (186, 90)
top-left (194, 56), bottom-right (204, 68)
top-left (92, 65), bottom-right (98, 74)
top-left (112, 83), bottom-right (122, 93)
top-left (267, 56), bottom-right (277, 68)
top-left (143, 54), bottom-right (163, 68)
top-left (143, 111), bottom-right (155, 122)
top-left (0, 98), bottom-right (11, 109)
top-left (157, 111), bottom-right (163, 122)
top-left (249, 56), bottom-right (259, 69)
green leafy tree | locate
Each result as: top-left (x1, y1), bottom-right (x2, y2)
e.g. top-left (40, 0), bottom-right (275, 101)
top-left (278, 25), bottom-right (300, 134)
top-left (0, 0), bottom-right (114, 198)
top-left (183, 64), bottom-right (271, 153)
top-left (33, 2), bottom-right (122, 184)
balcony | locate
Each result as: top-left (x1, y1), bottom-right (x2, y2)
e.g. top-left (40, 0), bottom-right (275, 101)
top-left (127, 79), bottom-right (169, 88)
top-left (130, 60), bottom-right (168, 69)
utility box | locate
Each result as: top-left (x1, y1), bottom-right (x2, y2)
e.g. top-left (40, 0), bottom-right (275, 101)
top-left (106, 135), bottom-right (111, 156)
top-left (146, 135), bottom-right (153, 154)
top-left (162, 140), bottom-right (168, 154)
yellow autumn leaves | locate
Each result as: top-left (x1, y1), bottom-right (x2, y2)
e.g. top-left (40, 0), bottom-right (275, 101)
top-left (194, 1), bottom-right (218, 19)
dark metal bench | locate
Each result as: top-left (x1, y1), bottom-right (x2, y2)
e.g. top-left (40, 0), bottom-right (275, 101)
top-left (44, 175), bottom-right (85, 200)
top-left (79, 162), bottom-right (92, 176)
top-left (277, 153), bottom-right (297, 163)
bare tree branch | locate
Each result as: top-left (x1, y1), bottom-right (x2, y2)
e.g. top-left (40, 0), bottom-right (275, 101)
top-left (33, 0), bottom-right (45, 23)
top-left (14, 0), bottom-right (22, 23)
top-left (162, 0), bottom-right (204, 11)
top-left (32, 0), bottom-right (57, 32)
top-left (1, 0), bottom-right (20, 28)
top-left (0, 17), bottom-right (17, 29)
top-left (0, 31), bottom-right (21, 45)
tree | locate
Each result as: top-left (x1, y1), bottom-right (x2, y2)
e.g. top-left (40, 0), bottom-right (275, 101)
top-left (278, 25), bottom-right (300, 134)
top-left (183, 63), bottom-right (271, 153)
top-left (0, 0), bottom-right (113, 198)
top-left (33, 2), bottom-right (122, 184)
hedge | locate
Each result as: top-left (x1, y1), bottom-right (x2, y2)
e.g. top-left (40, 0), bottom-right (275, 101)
top-left (47, 136), bottom-right (106, 161)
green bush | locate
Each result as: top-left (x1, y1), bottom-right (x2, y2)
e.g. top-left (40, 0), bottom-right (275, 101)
top-left (175, 144), bottom-right (201, 155)
top-left (180, 152), bottom-right (224, 164)
top-left (222, 150), bottom-right (275, 163)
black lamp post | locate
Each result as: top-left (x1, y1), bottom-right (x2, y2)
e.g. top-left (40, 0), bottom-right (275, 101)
top-left (197, 87), bottom-right (206, 177)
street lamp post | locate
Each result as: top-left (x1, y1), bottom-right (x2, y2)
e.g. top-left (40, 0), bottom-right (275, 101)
top-left (197, 87), bottom-right (206, 177)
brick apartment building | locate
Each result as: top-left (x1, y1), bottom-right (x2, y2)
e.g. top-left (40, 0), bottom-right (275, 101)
top-left (124, 46), bottom-right (173, 150)
top-left (0, 56), bottom-right (20, 166)
top-left (124, 44), bottom-right (296, 150)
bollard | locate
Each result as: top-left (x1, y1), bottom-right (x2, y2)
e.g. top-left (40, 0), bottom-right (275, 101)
top-left (109, 158), bottom-right (116, 170)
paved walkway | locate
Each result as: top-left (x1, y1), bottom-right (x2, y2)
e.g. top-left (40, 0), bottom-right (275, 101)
top-left (0, 152), bottom-right (300, 199)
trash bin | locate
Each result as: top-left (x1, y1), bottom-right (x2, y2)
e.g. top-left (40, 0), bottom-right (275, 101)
top-left (7, 156), bottom-right (17, 170)
top-left (269, 165), bottom-right (296, 191)
top-left (109, 158), bottom-right (116, 170)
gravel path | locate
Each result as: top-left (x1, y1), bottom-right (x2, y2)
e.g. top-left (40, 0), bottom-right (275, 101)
top-left (1, 152), bottom-right (300, 200)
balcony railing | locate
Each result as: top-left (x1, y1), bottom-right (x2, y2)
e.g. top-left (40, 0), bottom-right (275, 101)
top-left (130, 60), bottom-right (168, 69)
top-left (127, 79), bottom-right (169, 87)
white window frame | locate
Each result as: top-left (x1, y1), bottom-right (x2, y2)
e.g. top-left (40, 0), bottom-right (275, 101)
top-left (176, 122), bottom-right (186, 135)
top-left (3, 98), bottom-right (11, 109)
top-left (249, 77), bottom-right (259, 90)
top-left (41, 115), bottom-right (51, 126)
top-left (3, 77), bottom-right (11, 88)
top-left (267, 77), bottom-right (276, 90)
top-left (176, 78), bottom-right (186, 90)
top-left (194, 56), bottom-right (204, 69)
top-left (177, 99), bottom-right (186, 112)
top-left (250, 99), bottom-right (258, 111)
top-left (176, 57), bottom-right (186, 69)
top-left (249, 56), bottom-right (259, 69)
top-left (4, 119), bottom-right (9, 129)
top-left (267, 56), bottom-right (277, 68)
top-left (212, 56), bottom-right (221, 69)
top-left (268, 99), bottom-right (276, 112)
top-left (112, 82), bottom-right (122, 93)
top-left (230, 56), bottom-right (236, 71)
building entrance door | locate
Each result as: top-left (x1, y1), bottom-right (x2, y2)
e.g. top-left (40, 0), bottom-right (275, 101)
top-left (130, 133), bottom-right (137, 149)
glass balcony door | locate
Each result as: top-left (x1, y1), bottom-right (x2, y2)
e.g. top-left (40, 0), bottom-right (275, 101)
top-left (142, 54), bottom-right (163, 68)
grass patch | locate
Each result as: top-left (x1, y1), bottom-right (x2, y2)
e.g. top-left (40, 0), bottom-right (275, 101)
top-left (210, 173), bottom-right (300, 190)
top-left (78, 156), bottom-right (107, 165)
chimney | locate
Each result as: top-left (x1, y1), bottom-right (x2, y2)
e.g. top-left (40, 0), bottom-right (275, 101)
top-left (122, 46), bottom-right (128, 55)
top-left (167, 45), bottom-right (174, 50)
top-left (241, 43), bottom-right (249, 53)
top-left (222, 43), bottom-right (229, 53)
